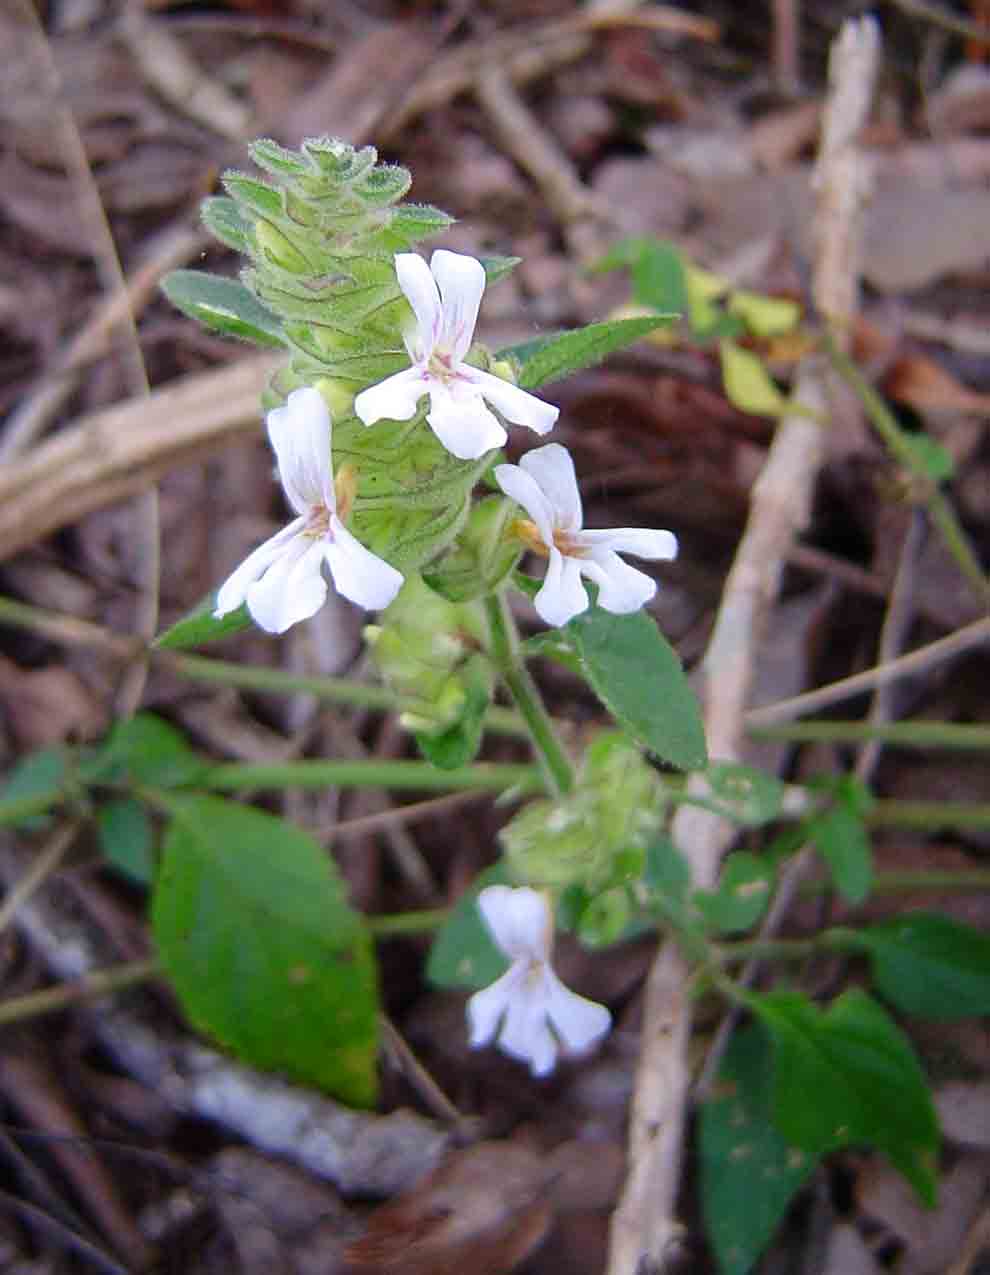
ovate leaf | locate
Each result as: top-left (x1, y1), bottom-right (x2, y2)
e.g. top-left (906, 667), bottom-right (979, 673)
top-left (753, 988), bottom-right (939, 1205)
top-left (154, 593), bottom-right (252, 650)
top-left (97, 798), bottom-right (155, 885)
top-left (565, 606), bottom-right (706, 771)
top-left (807, 801), bottom-right (873, 905)
top-left (426, 861), bottom-right (513, 989)
top-left (694, 852), bottom-right (773, 934)
top-left (162, 271), bottom-right (285, 347)
top-left (91, 714), bottom-right (205, 789)
top-left (512, 317), bottom-right (676, 390)
top-left (720, 340), bottom-right (789, 416)
top-left (859, 913), bottom-right (990, 1020)
top-left (152, 796), bottom-right (379, 1106)
top-left (704, 762), bottom-right (785, 827)
top-left (701, 1024), bottom-right (819, 1275)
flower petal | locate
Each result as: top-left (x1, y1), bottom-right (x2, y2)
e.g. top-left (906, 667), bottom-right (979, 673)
top-left (324, 517), bottom-right (404, 612)
top-left (267, 387), bottom-right (334, 515)
top-left (426, 387), bottom-right (506, 459)
top-left (214, 518), bottom-right (307, 618)
top-left (431, 249), bottom-right (486, 364)
top-left (579, 527), bottom-right (678, 561)
top-left (535, 548), bottom-right (589, 628)
top-left (395, 253), bottom-right (442, 361)
top-left (467, 964), bottom-right (525, 1047)
top-left (353, 367), bottom-right (428, 427)
top-left (246, 538), bottom-right (328, 634)
top-left (472, 369), bottom-right (559, 435)
top-left (497, 976), bottom-right (559, 1076)
top-left (477, 886), bottom-right (551, 963)
top-left (581, 554), bottom-right (656, 614)
top-left (543, 968), bottom-right (611, 1054)
top-left (519, 443), bottom-right (582, 531)
top-left (493, 463), bottom-right (555, 546)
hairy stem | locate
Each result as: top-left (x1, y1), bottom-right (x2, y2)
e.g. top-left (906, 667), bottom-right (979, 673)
top-left (483, 590), bottom-right (574, 796)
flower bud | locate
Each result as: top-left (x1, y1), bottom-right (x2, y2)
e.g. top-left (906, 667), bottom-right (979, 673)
top-left (422, 496), bottom-right (521, 603)
top-left (367, 574), bottom-right (488, 735)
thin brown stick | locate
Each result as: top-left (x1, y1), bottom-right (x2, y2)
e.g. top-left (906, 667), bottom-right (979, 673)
top-left (15, 2), bottom-right (161, 715)
top-left (0, 823), bottom-right (79, 938)
top-left (0, 355), bottom-right (276, 564)
top-left (745, 615), bottom-right (990, 726)
top-left (606, 18), bottom-right (880, 1274)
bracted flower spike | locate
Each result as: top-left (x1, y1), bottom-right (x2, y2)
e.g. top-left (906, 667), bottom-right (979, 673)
top-left (215, 387), bottom-right (403, 634)
top-left (353, 249), bottom-right (559, 461)
top-left (495, 442), bottom-right (678, 628)
top-left (467, 885), bottom-right (611, 1077)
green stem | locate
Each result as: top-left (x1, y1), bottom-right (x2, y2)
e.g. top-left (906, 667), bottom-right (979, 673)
top-left (483, 591), bottom-right (574, 796)
top-left (204, 758), bottom-right (543, 795)
top-left (827, 341), bottom-right (989, 606)
top-left (0, 958), bottom-right (160, 1026)
top-left (0, 593), bottom-right (528, 737)
top-left (718, 928), bottom-right (859, 965)
top-left (170, 653), bottom-right (528, 738)
top-left (0, 791), bottom-right (64, 827)
top-left (750, 719), bottom-right (990, 749)
top-left (367, 908), bottom-right (450, 937)
top-left (802, 868), bottom-right (990, 896)
top-left (868, 800), bottom-right (990, 830)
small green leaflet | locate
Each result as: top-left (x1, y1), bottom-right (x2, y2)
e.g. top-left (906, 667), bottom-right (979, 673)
top-left (0, 748), bottom-right (65, 828)
top-left (591, 237), bottom-right (689, 315)
top-left (807, 801), bottom-right (873, 905)
top-left (704, 762), bottom-right (786, 827)
top-left (162, 271), bottom-right (286, 348)
top-left (564, 606), bottom-right (706, 771)
top-left (700, 1024), bottom-right (819, 1275)
top-left (752, 988), bottom-right (939, 1206)
top-left (414, 670), bottom-right (490, 771)
top-left (693, 852), bottom-right (773, 934)
top-left (504, 316), bottom-right (676, 391)
top-left (426, 861), bottom-right (513, 989)
top-left (154, 594), bottom-right (252, 650)
top-left (97, 798), bottom-right (155, 885)
top-left (152, 796), bottom-right (380, 1107)
top-left (858, 913), bottom-right (990, 1019)
top-left (87, 713), bottom-right (206, 789)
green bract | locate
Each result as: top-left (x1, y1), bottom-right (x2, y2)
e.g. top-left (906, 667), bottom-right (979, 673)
top-left (175, 136), bottom-right (494, 573)
top-left (500, 732), bottom-right (663, 891)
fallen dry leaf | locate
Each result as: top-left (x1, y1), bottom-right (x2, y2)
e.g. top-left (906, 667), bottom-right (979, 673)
top-left (0, 654), bottom-right (106, 748)
top-left (343, 1142), bottom-right (553, 1275)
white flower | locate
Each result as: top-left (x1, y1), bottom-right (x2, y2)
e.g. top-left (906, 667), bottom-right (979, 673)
top-left (494, 443), bottom-right (678, 628)
top-left (466, 885), bottom-right (611, 1077)
top-left (353, 250), bottom-right (559, 461)
top-left (214, 387), bottom-right (403, 634)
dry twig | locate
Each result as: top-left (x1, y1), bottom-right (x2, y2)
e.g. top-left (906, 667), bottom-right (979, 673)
top-left (606, 18), bottom-right (881, 1274)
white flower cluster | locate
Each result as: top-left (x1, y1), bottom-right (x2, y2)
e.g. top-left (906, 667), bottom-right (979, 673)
top-left (215, 248), bottom-right (677, 634)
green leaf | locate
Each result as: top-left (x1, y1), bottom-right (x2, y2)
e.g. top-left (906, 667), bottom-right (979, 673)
top-left (564, 606), bottom-right (706, 771)
top-left (859, 913), bottom-right (990, 1019)
top-left (0, 749), bottom-right (65, 828)
top-left (152, 795), bottom-right (379, 1106)
top-left (753, 988), bottom-right (939, 1205)
top-left (701, 1024), bottom-right (819, 1275)
top-left (901, 435), bottom-right (955, 483)
top-left (92, 714), bottom-right (206, 789)
top-left (154, 593), bottom-right (253, 650)
top-left (512, 317), bottom-right (676, 391)
top-left (591, 237), bottom-right (689, 315)
top-left (162, 271), bottom-right (285, 347)
top-left (807, 801), bottom-right (873, 904)
top-left (694, 852), bottom-right (773, 934)
top-left (726, 290), bottom-right (802, 339)
top-left (480, 255), bottom-right (521, 286)
top-left (704, 762), bottom-right (786, 827)
top-left (426, 861), bottom-right (513, 989)
top-left (719, 340), bottom-right (789, 416)
top-left (97, 798), bottom-right (155, 885)
top-left (222, 172), bottom-right (284, 218)
top-left (201, 197), bottom-right (253, 253)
